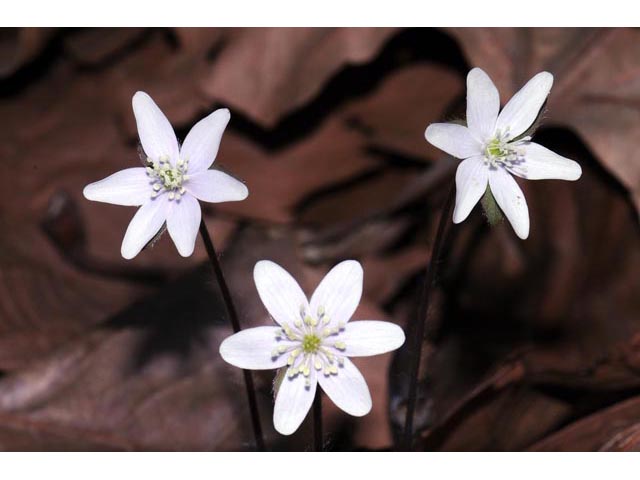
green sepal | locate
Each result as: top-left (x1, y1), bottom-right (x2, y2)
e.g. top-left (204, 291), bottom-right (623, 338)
top-left (272, 367), bottom-right (287, 399)
top-left (481, 185), bottom-right (504, 226)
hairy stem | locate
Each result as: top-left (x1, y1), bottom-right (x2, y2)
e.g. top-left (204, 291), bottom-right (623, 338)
top-left (402, 183), bottom-right (455, 450)
top-left (313, 389), bottom-right (323, 452)
top-left (199, 220), bottom-right (265, 452)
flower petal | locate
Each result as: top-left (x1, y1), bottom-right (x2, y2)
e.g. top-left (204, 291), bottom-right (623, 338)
top-left (338, 320), bottom-right (405, 357)
top-left (317, 357), bottom-right (371, 417)
top-left (180, 108), bottom-right (231, 174)
top-left (310, 260), bottom-right (363, 327)
top-left (166, 194), bottom-right (201, 257)
top-left (186, 170), bottom-right (248, 204)
top-left (495, 72), bottom-right (553, 140)
top-left (254, 260), bottom-right (309, 327)
top-left (508, 142), bottom-right (582, 181)
top-left (466, 67), bottom-right (500, 141)
top-left (274, 368), bottom-right (317, 435)
top-left (424, 123), bottom-right (482, 159)
top-left (132, 91), bottom-right (179, 164)
top-left (83, 168), bottom-right (151, 206)
top-left (489, 167), bottom-right (530, 240)
top-left (219, 326), bottom-right (289, 370)
top-left (120, 196), bottom-right (168, 259)
top-left (453, 155), bottom-right (489, 224)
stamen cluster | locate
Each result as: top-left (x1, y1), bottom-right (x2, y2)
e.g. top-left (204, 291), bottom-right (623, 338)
top-left (146, 155), bottom-right (189, 200)
top-left (483, 129), bottom-right (530, 169)
top-left (271, 305), bottom-right (347, 388)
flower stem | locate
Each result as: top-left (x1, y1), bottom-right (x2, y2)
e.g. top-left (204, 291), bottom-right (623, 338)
top-left (401, 183), bottom-right (455, 450)
top-left (198, 220), bottom-right (265, 452)
top-left (313, 389), bottom-right (323, 452)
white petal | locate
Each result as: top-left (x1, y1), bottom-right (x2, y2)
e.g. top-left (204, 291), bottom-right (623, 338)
top-left (83, 168), bottom-right (151, 206)
top-left (317, 357), bottom-right (371, 417)
top-left (132, 91), bottom-right (179, 164)
top-left (466, 67), bottom-right (500, 141)
top-left (274, 368), bottom-right (316, 435)
top-left (508, 142), bottom-right (582, 181)
top-left (186, 170), bottom-right (249, 204)
top-left (453, 156), bottom-right (489, 224)
top-left (424, 123), bottom-right (482, 159)
top-left (166, 194), bottom-right (201, 257)
top-left (496, 72), bottom-right (553, 140)
top-left (339, 320), bottom-right (405, 357)
top-left (253, 261), bottom-right (310, 327)
top-left (489, 168), bottom-right (530, 240)
top-left (121, 196), bottom-right (168, 259)
top-left (180, 108), bottom-right (231, 174)
top-left (219, 326), bottom-right (289, 370)
top-left (310, 260), bottom-right (363, 327)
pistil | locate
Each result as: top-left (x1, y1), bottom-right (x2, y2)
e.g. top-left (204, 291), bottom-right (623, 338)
top-left (146, 156), bottom-right (189, 200)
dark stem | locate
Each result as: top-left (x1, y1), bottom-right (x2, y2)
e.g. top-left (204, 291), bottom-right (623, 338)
top-left (199, 220), bottom-right (265, 452)
top-left (401, 183), bottom-right (456, 450)
top-left (313, 389), bottom-right (323, 452)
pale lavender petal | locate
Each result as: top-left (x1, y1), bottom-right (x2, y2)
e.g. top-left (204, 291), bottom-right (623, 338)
top-left (309, 260), bottom-right (362, 328)
top-left (466, 67), bottom-right (500, 142)
top-left (509, 142), bottom-right (582, 181)
top-left (166, 193), bottom-right (201, 257)
top-left (180, 108), bottom-right (230, 174)
top-left (488, 167), bottom-right (530, 240)
top-left (274, 368), bottom-right (317, 435)
top-left (121, 196), bottom-right (168, 259)
top-left (219, 326), bottom-right (290, 370)
top-left (424, 123), bottom-right (482, 159)
top-left (254, 261), bottom-right (310, 327)
top-left (338, 321), bottom-right (405, 357)
top-left (186, 170), bottom-right (248, 204)
top-left (496, 72), bottom-right (553, 140)
top-left (453, 155), bottom-right (489, 224)
top-left (317, 357), bottom-right (371, 417)
top-left (132, 91), bottom-right (179, 164)
top-left (83, 168), bottom-right (152, 206)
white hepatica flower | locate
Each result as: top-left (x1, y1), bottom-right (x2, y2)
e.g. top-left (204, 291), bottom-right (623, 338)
top-left (425, 68), bottom-right (582, 239)
top-left (83, 91), bottom-right (248, 259)
top-left (219, 260), bottom-right (405, 435)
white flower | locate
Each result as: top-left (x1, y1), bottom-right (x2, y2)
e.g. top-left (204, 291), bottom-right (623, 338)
top-left (83, 91), bottom-right (248, 259)
top-left (219, 260), bottom-right (405, 435)
top-left (425, 68), bottom-right (582, 239)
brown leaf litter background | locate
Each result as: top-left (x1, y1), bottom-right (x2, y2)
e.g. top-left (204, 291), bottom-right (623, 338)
top-left (0, 27), bottom-right (638, 451)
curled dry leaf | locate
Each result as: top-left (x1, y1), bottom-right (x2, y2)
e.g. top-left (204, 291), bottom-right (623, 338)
top-left (0, 27), bottom-right (57, 78)
top-left (200, 28), bottom-right (399, 127)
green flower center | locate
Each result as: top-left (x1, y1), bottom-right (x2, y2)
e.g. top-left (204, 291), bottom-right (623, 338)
top-left (146, 156), bottom-right (189, 200)
top-left (485, 138), bottom-right (506, 158)
top-left (159, 167), bottom-right (182, 189)
top-left (301, 333), bottom-right (322, 354)
top-left (483, 131), bottom-right (529, 168)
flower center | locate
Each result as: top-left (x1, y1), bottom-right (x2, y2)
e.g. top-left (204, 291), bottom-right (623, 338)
top-left (485, 138), bottom-right (507, 158)
top-left (270, 304), bottom-right (348, 388)
top-left (146, 156), bottom-right (189, 201)
top-left (483, 130), bottom-right (529, 169)
top-left (302, 334), bottom-right (321, 354)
